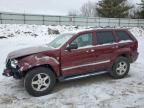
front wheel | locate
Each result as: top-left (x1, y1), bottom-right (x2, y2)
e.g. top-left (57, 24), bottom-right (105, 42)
top-left (110, 57), bottom-right (130, 79)
top-left (24, 67), bottom-right (56, 97)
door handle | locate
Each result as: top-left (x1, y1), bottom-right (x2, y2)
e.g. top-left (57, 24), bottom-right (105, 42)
top-left (115, 45), bottom-right (119, 48)
top-left (112, 46), bottom-right (115, 49)
top-left (112, 46), bottom-right (119, 49)
top-left (91, 49), bottom-right (95, 52)
top-left (86, 49), bottom-right (95, 53)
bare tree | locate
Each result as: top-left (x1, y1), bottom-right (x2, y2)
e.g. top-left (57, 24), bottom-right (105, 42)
top-left (129, 7), bottom-right (140, 18)
top-left (68, 10), bottom-right (79, 16)
top-left (80, 1), bottom-right (97, 17)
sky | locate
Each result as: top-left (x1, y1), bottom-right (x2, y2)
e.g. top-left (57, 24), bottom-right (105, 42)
top-left (0, 0), bottom-right (141, 15)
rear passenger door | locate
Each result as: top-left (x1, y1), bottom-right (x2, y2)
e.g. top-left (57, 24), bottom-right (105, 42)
top-left (93, 31), bottom-right (117, 70)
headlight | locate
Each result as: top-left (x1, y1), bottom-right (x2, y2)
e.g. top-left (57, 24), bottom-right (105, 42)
top-left (10, 59), bottom-right (18, 68)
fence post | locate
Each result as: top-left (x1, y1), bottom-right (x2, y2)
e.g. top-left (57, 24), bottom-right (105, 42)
top-left (138, 17), bottom-right (140, 27)
top-left (86, 17), bottom-right (88, 27)
top-left (95, 17), bottom-right (97, 27)
top-left (59, 16), bottom-right (61, 25)
top-left (73, 16), bottom-right (75, 26)
top-left (43, 15), bottom-right (45, 25)
top-left (99, 16), bottom-right (100, 27)
top-left (118, 17), bottom-right (121, 26)
top-left (108, 17), bottom-right (110, 27)
top-left (24, 14), bottom-right (25, 24)
top-left (0, 13), bottom-right (2, 24)
top-left (128, 18), bottom-right (130, 27)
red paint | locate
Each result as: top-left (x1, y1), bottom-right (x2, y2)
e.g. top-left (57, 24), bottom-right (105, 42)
top-left (3, 29), bottom-right (139, 79)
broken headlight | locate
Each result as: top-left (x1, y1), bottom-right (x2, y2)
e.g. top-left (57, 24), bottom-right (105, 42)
top-left (10, 59), bottom-right (18, 68)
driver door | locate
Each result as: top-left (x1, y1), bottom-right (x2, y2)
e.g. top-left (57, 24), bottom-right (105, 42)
top-left (61, 32), bottom-right (97, 76)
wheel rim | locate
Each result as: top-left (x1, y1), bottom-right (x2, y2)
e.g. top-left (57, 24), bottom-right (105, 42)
top-left (116, 61), bottom-right (128, 76)
top-left (31, 73), bottom-right (50, 92)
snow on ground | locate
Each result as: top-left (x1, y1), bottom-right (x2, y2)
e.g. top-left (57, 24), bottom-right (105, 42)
top-left (0, 24), bottom-right (144, 108)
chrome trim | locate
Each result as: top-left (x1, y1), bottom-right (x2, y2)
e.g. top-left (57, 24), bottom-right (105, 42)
top-left (62, 60), bottom-right (110, 71)
top-left (65, 40), bottom-right (133, 51)
top-left (64, 71), bottom-right (108, 81)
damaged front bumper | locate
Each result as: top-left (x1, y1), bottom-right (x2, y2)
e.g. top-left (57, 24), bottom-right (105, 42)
top-left (2, 59), bottom-right (23, 79)
top-left (3, 69), bottom-right (13, 77)
top-left (3, 68), bottom-right (22, 79)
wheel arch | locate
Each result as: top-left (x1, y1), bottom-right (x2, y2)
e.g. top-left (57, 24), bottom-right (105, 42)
top-left (117, 53), bottom-right (131, 62)
top-left (23, 64), bottom-right (59, 78)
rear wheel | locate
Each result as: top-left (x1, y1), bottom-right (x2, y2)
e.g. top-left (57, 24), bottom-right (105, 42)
top-left (110, 57), bottom-right (130, 79)
top-left (24, 67), bottom-right (56, 97)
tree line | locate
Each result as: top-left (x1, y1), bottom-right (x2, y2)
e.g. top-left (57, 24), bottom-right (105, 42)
top-left (68, 0), bottom-right (144, 19)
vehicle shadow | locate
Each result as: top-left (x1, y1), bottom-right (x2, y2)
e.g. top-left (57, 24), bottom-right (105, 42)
top-left (54, 73), bottom-right (113, 92)
top-left (1, 73), bottom-right (131, 97)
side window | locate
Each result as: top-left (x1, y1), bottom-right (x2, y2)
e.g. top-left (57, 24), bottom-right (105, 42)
top-left (96, 31), bottom-right (115, 44)
top-left (116, 31), bottom-right (132, 41)
top-left (72, 33), bottom-right (93, 48)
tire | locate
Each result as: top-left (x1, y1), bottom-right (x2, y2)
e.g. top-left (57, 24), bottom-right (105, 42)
top-left (24, 67), bottom-right (56, 97)
top-left (110, 57), bottom-right (130, 79)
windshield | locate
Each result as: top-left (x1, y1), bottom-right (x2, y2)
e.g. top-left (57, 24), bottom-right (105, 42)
top-left (48, 33), bottom-right (74, 48)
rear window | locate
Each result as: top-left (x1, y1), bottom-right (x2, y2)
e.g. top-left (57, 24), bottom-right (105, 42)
top-left (116, 31), bottom-right (132, 41)
top-left (96, 31), bottom-right (115, 44)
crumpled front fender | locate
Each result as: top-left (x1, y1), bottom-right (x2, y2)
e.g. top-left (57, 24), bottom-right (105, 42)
top-left (18, 55), bottom-right (60, 76)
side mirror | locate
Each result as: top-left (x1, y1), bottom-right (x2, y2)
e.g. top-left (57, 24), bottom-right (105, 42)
top-left (66, 43), bottom-right (78, 51)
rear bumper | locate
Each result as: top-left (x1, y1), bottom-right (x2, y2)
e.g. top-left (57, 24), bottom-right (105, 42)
top-left (131, 52), bottom-right (139, 63)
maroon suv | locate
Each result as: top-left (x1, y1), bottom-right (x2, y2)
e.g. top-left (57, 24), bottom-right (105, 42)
top-left (3, 29), bottom-right (138, 96)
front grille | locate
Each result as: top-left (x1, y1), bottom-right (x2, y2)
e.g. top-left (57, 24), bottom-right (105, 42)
top-left (5, 59), bottom-right (22, 79)
top-left (6, 59), bottom-right (11, 68)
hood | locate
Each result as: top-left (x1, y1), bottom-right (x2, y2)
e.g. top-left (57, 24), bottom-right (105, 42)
top-left (7, 45), bottom-right (54, 60)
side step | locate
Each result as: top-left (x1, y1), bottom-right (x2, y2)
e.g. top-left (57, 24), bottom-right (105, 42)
top-left (59, 71), bottom-right (108, 81)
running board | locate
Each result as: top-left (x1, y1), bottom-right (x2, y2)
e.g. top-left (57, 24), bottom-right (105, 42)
top-left (59, 71), bottom-right (108, 81)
